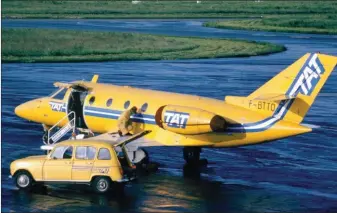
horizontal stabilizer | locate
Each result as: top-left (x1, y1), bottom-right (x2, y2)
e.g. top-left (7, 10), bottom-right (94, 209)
top-left (253, 93), bottom-right (297, 101)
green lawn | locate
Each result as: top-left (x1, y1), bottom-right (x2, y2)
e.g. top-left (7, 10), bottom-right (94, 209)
top-left (3, 1), bottom-right (336, 34)
top-left (204, 14), bottom-right (337, 35)
top-left (2, 1), bottom-right (335, 19)
top-left (2, 28), bottom-right (285, 63)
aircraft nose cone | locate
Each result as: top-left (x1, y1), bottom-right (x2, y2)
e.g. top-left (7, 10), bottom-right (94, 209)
top-left (14, 103), bottom-right (27, 118)
top-left (14, 100), bottom-right (39, 120)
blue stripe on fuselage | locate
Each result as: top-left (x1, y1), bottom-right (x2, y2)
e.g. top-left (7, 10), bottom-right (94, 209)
top-left (84, 106), bottom-right (156, 124)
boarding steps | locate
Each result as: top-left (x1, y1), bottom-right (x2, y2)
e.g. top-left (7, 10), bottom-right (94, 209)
top-left (41, 111), bottom-right (77, 150)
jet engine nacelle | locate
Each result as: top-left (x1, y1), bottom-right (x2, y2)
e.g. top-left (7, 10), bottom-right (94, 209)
top-left (155, 105), bottom-right (227, 135)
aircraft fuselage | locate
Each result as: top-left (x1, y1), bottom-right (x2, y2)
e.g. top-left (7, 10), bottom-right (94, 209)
top-left (15, 81), bottom-right (311, 148)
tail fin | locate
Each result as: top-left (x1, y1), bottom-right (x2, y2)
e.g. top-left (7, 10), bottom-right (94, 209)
top-left (246, 53), bottom-right (337, 123)
top-left (91, 74), bottom-right (99, 83)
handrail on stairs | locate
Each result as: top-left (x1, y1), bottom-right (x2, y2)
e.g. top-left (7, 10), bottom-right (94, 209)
top-left (45, 111), bottom-right (76, 145)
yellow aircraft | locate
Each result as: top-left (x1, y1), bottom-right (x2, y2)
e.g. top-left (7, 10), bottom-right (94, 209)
top-left (14, 53), bottom-right (337, 164)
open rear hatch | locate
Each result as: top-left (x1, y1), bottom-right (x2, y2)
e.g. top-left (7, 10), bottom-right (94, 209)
top-left (113, 130), bottom-right (152, 181)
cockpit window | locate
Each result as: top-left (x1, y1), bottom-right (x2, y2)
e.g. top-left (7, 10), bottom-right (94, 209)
top-left (49, 88), bottom-right (60, 97)
top-left (50, 88), bottom-right (66, 100)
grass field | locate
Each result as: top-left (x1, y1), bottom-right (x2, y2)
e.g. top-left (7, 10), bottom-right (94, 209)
top-left (2, 1), bottom-right (335, 19)
top-left (2, 1), bottom-right (336, 34)
top-left (2, 28), bottom-right (285, 63)
top-left (204, 14), bottom-right (337, 35)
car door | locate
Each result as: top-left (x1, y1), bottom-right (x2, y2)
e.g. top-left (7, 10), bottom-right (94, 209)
top-left (43, 145), bottom-right (73, 181)
top-left (72, 146), bottom-right (96, 181)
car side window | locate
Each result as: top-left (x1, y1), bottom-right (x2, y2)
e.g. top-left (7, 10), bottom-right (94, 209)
top-left (98, 148), bottom-right (111, 160)
top-left (63, 146), bottom-right (73, 159)
top-left (87, 147), bottom-right (96, 160)
top-left (76, 146), bottom-right (96, 160)
top-left (51, 146), bottom-right (73, 159)
top-left (76, 146), bottom-right (87, 159)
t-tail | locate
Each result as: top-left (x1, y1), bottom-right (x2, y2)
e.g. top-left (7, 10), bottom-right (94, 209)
top-left (226, 53), bottom-right (337, 124)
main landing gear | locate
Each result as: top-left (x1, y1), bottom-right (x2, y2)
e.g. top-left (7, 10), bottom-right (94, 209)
top-left (183, 147), bottom-right (208, 166)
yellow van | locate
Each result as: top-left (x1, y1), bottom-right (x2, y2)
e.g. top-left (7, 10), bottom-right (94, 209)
top-left (10, 139), bottom-right (136, 193)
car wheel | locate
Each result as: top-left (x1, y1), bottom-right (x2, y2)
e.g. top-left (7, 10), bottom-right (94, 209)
top-left (15, 171), bottom-right (33, 190)
top-left (92, 177), bottom-right (110, 194)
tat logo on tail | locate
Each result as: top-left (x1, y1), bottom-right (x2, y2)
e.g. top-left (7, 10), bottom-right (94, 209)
top-left (288, 54), bottom-right (325, 96)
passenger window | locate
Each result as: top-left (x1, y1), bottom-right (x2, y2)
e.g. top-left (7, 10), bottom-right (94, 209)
top-left (141, 103), bottom-right (148, 112)
top-left (50, 88), bottom-right (66, 100)
top-left (98, 148), bottom-right (111, 160)
top-left (51, 146), bottom-right (73, 159)
top-left (124, 100), bottom-right (130, 109)
top-left (76, 146), bottom-right (96, 160)
top-left (106, 98), bottom-right (113, 107)
top-left (89, 96), bottom-right (95, 105)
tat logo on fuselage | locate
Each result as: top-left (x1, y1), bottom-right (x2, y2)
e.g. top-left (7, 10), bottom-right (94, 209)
top-left (289, 53), bottom-right (325, 96)
top-left (164, 111), bottom-right (189, 129)
top-left (49, 101), bottom-right (66, 112)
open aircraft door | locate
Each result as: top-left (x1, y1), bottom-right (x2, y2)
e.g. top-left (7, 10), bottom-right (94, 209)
top-left (53, 82), bottom-right (93, 129)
